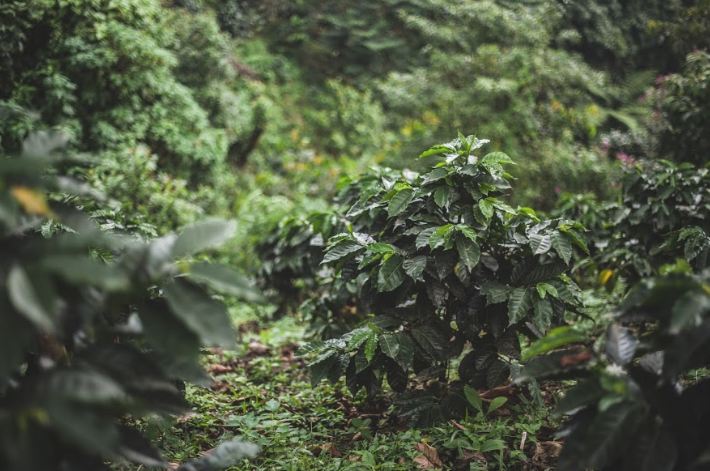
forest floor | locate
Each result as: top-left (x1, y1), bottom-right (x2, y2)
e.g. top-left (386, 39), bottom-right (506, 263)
top-left (140, 309), bottom-right (565, 471)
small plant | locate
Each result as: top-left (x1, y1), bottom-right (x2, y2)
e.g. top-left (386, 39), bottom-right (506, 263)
top-left (297, 135), bottom-right (587, 425)
top-left (518, 269), bottom-right (710, 470)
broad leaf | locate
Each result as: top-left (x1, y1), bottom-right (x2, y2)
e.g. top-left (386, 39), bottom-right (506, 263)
top-left (529, 234), bottom-right (552, 255)
top-left (388, 189), bottom-right (414, 217)
top-left (188, 262), bottom-right (264, 303)
top-left (322, 240), bottom-right (363, 264)
top-left (163, 279), bottom-right (236, 349)
top-left (7, 264), bottom-right (57, 332)
top-left (172, 220), bottom-right (236, 257)
top-left (508, 287), bottom-right (532, 326)
top-left (456, 234), bottom-right (480, 271)
top-left (551, 230), bottom-right (573, 264)
top-left (403, 255), bottom-right (427, 280)
top-left (377, 255), bottom-right (406, 292)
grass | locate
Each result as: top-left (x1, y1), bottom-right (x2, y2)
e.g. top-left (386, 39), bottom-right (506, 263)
top-left (125, 307), bottom-right (563, 470)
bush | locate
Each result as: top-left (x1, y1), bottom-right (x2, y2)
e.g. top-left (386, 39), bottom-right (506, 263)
top-left (518, 269), bottom-right (710, 470)
top-left (0, 132), bottom-right (261, 470)
top-left (296, 135), bottom-right (588, 425)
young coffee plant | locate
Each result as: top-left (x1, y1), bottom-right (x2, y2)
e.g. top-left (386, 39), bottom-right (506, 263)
top-left (255, 211), bottom-right (365, 337)
top-left (556, 159), bottom-right (710, 288)
top-left (297, 135), bottom-right (588, 425)
top-left (0, 132), bottom-right (261, 470)
top-left (518, 269), bottom-right (710, 470)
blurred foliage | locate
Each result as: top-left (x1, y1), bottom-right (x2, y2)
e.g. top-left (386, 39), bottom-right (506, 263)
top-left (0, 131), bottom-right (261, 470)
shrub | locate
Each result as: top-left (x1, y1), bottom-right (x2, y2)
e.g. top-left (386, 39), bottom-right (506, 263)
top-left (297, 135), bottom-right (588, 425)
top-left (0, 132), bottom-right (261, 470)
top-left (518, 269), bottom-right (710, 470)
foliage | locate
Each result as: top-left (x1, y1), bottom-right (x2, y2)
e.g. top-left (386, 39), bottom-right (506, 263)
top-left (518, 269), bottom-right (710, 470)
top-left (553, 0), bottom-right (680, 72)
top-left (297, 135), bottom-right (587, 425)
top-left (652, 51), bottom-right (710, 165)
top-left (0, 0), bottom-right (261, 234)
top-left (255, 211), bottom-right (363, 337)
top-left (556, 159), bottom-right (710, 285)
top-left (0, 132), bottom-right (260, 470)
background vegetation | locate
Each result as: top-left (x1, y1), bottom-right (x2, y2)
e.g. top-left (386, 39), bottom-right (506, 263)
top-left (1, 0), bottom-right (709, 469)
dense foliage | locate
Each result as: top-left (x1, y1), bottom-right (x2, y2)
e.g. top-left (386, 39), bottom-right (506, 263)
top-left (519, 270), bottom-right (710, 471)
top-left (3, 0), bottom-right (710, 468)
top-left (295, 136), bottom-right (587, 425)
top-left (0, 133), bottom-right (260, 470)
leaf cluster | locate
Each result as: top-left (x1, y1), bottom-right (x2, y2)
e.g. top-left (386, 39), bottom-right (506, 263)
top-left (297, 135), bottom-right (587, 424)
top-left (0, 133), bottom-right (260, 470)
top-left (519, 269), bottom-right (710, 470)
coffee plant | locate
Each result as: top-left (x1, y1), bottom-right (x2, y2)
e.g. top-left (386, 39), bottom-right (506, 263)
top-left (557, 159), bottom-right (710, 287)
top-left (297, 135), bottom-right (588, 425)
top-left (0, 132), bottom-right (261, 470)
top-left (518, 269), bottom-right (710, 470)
top-left (255, 211), bottom-right (364, 337)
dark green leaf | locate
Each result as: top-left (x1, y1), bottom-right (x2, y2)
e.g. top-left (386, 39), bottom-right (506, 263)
top-left (322, 240), bottom-right (364, 264)
top-left (377, 254), bottom-right (406, 292)
top-left (388, 189), bottom-right (414, 217)
top-left (551, 230), bottom-right (573, 264)
top-left (163, 278), bottom-right (236, 349)
top-left (456, 234), bottom-right (480, 271)
top-left (530, 234), bottom-right (552, 255)
top-left (379, 334), bottom-right (400, 360)
top-left (533, 296), bottom-right (553, 333)
top-left (508, 287), bottom-right (532, 326)
top-left (404, 255), bottom-right (427, 280)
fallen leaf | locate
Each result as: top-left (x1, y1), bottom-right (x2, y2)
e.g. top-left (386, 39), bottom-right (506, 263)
top-left (532, 441), bottom-right (563, 467)
top-left (414, 442), bottom-right (443, 469)
top-left (248, 341), bottom-right (270, 355)
top-left (318, 442), bottom-right (342, 457)
top-left (560, 350), bottom-right (592, 367)
top-left (452, 421), bottom-right (467, 431)
top-left (206, 364), bottom-right (233, 374)
top-left (479, 385), bottom-right (517, 400)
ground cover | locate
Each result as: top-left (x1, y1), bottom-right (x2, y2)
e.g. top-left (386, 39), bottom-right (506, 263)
top-left (133, 309), bottom-right (565, 470)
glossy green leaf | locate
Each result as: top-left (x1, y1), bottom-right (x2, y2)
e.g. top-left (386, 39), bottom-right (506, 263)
top-left (388, 188), bottom-right (414, 217)
top-left (434, 186), bottom-right (450, 208)
top-left (365, 332), bottom-right (379, 362)
top-left (403, 255), bottom-right (427, 280)
top-left (456, 234), bottom-right (480, 271)
top-left (479, 198), bottom-right (494, 220)
top-left (322, 240), bottom-right (364, 264)
top-left (508, 287), bottom-right (532, 326)
top-left (530, 234), bottom-right (552, 255)
top-left (377, 254), bottom-right (406, 291)
top-left (551, 230), bottom-right (573, 264)
top-left (533, 295), bottom-right (553, 332)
